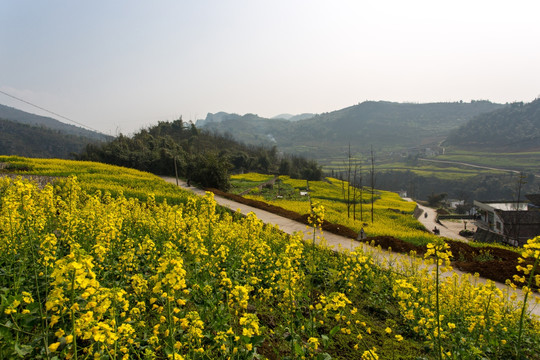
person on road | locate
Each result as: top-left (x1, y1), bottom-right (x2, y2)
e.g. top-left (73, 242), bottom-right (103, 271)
top-left (357, 228), bottom-right (366, 241)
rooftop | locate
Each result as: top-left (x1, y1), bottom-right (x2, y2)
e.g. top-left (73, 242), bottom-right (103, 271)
top-left (475, 201), bottom-right (528, 211)
top-left (526, 194), bottom-right (540, 207)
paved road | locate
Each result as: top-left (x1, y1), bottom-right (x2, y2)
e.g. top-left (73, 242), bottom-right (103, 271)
top-left (408, 200), bottom-right (469, 241)
top-left (162, 177), bottom-right (540, 316)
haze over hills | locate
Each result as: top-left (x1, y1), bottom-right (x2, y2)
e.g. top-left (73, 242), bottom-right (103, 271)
top-left (195, 100), bottom-right (540, 202)
top-left (197, 100), bottom-right (507, 160)
top-left (2, 99), bottom-right (537, 201)
top-left (0, 104), bottom-right (110, 141)
top-left (196, 113), bottom-right (290, 146)
top-left (271, 113), bottom-right (316, 121)
top-left (0, 104), bottom-right (111, 158)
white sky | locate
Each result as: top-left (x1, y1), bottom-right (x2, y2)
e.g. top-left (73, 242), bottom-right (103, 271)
top-left (1, 0), bottom-right (539, 135)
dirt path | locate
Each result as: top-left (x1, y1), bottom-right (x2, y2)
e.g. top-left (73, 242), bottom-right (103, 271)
top-left (162, 177), bottom-right (540, 316)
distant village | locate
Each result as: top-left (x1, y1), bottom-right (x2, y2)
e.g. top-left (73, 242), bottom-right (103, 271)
top-left (431, 194), bottom-right (539, 248)
top-left (473, 194), bottom-right (540, 247)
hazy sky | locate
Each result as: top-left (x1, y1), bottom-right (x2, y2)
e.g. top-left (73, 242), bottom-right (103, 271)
top-left (1, 0), bottom-right (539, 135)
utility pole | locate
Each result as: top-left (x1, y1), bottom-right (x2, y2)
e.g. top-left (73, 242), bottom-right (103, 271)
top-left (353, 162), bottom-right (358, 221)
top-left (370, 145), bottom-right (375, 224)
top-left (359, 162), bottom-right (363, 222)
top-left (513, 172), bottom-right (526, 245)
top-left (347, 143), bottom-right (351, 218)
top-left (174, 156), bottom-right (179, 186)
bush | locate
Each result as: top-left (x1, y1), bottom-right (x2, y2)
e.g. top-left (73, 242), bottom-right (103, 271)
top-left (459, 229), bottom-right (475, 237)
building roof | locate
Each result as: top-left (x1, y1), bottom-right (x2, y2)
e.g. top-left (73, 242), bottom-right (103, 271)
top-left (475, 200), bottom-right (528, 211)
top-left (496, 210), bottom-right (540, 242)
top-left (526, 194), bottom-right (540, 207)
top-left (496, 210), bottom-right (540, 225)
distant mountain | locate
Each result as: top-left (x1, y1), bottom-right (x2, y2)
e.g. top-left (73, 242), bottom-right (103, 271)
top-left (195, 112), bottom-right (242, 127)
top-left (197, 113), bottom-right (290, 146)
top-left (0, 118), bottom-right (103, 158)
top-left (289, 113), bottom-right (316, 122)
top-left (198, 101), bottom-right (506, 159)
top-left (271, 113), bottom-right (293, 120)
top-left (0, 104), bottom-right (111, 158)
top-left (443, 99), bottom-right (540, 151)
top-left (272, 113), bottom-right (316, 121)
top-left (0, 104), bottom-right (110, 141)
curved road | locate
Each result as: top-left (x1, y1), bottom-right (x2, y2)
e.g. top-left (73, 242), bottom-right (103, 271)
top-left (162, 177), bottom-right (540, 316)
top-left (407, 200), bottom-right (469, 241)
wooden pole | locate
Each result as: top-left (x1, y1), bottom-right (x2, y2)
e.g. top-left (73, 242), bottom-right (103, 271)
top-left (371, 145), bottom-right (374, 224)
top-left (174, 156), bottom-right (179, 186)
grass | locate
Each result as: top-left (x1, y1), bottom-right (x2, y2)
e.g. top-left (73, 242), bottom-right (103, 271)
top-left (436, 149), bottom-right (540, 172)
top-left (323, 161), bottom-right (509, 180)
top-left (319, 148), bottom-right (540, 181)
top-left (229, 173), bottom-right (275, 195)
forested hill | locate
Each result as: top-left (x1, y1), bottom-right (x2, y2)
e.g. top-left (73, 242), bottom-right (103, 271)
top-left (198, 101), bottom-right (505, 158)
top-left (443, 99), bottom-right (540, 151)
top-left (77, 119), bottom-right (322, 190)
top-left (196, 113), bottom-right (290, 146)
top-left (0, 118), bottom-right (102, 158)
top-left (0, 104), bottom-right (110, 141)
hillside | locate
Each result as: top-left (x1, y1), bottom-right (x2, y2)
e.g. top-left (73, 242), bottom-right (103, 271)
top-left (0, 118), bottom-right (104, 159)
top-left (77, 119), bottom-right (322, 190)
top-left (271, 113), bottom-right (315, 121)
top-left (196, 113), bottom-right (289, 146)
top-left (0, 104), bottom-right (112, 140)
top-left (198, 101), bottom-right (506, 159)
top-left (444, 98), bottom-right (540, 151)
top-left (0, 103), bottom-right (110, 141)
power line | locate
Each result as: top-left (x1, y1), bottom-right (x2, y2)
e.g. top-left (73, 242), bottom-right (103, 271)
top-left (0, 89), bottom-right (102, 133)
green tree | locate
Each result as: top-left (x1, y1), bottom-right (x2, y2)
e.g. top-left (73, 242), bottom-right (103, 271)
top-left (427, 192), bottom-right (448, 207)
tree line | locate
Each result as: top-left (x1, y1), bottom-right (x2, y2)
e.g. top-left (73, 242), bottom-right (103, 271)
top-left (76, 119), bottom-right (322, 191)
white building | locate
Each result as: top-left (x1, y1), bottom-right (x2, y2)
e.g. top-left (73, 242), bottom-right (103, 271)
top-left (474, 195), bottom-right (540, 246)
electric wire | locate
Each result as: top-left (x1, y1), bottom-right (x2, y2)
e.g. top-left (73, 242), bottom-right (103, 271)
top-left (0, 89), bottom-right (102, 133)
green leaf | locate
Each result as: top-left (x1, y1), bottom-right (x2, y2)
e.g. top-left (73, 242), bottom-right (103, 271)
top-left (3, 320), bottom-right (13, 328)
top-left (293, 341), bottom-right (304, 356)
top-left (14, 343), bottom-right (33, 357)
top-left (320, 334), bottom-right (329, 346)
top-left (329, 325), bottom-right (340, 337)
top-left (317, 353), bottom-right (332, 360)
top-left (252, 334), bottom-right (265, 346)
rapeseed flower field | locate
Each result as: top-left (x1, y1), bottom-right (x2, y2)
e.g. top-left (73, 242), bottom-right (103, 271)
top-left (1, 159), bottom-right (539, 359)
top-left (243, 175), bottom-right (431, 246)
